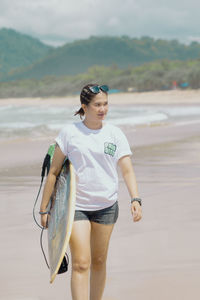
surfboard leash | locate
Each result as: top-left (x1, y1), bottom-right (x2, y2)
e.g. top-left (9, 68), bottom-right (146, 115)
top-left (33, 152), bottom-right (50, 229)
top-left (32, 152), bottom-right (51, 269)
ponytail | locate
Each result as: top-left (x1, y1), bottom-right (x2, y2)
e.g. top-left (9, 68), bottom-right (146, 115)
top-left (74, 107), bottom-right (85, 119)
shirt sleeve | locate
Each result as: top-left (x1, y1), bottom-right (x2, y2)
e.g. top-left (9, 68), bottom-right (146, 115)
top-left (55, 127), bottom-right (69, 156)
top-left (115, 127), bottom-right (132, 160)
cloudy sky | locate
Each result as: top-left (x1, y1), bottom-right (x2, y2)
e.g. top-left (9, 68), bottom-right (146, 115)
top-left (0, 0), bottom-right (199, 46)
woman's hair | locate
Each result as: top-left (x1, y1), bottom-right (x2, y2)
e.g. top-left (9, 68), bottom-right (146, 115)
top-left (74, 83), bottom-right (108, 119)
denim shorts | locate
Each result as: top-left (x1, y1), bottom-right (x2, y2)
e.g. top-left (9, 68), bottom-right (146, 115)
top-left (74, 201), bottom-right (119, 225)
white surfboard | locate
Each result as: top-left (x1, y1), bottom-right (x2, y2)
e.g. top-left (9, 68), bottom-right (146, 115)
top-left (47, 158), bottom-right (76, 283)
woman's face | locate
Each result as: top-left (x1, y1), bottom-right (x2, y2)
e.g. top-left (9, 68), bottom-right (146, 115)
top-left (82, 92), bottom-right (108, 122)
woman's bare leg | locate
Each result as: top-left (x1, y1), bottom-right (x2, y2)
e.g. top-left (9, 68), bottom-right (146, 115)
top-left (70, 220), bottom-right (91, 300)
top-left (90, 222), bottom-right (114, 300)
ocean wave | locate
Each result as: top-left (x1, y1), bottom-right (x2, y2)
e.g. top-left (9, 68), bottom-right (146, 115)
top-left (0, 124), bottom-right (58, 140)
top-left (1, 104), bottom-right (200, 140)
top-left (161, 106), bottom-right (200, 117)
top-left (108, 112), bottom-right (168, 126)
top-left (0, 122), bottom-right (36, 129)
top-left (0, 105), bottom-right (13, 111)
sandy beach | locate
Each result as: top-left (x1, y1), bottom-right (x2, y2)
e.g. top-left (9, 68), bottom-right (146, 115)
top-left (0, 89), bottom-right (200, 107)
top-left (0, 90), bottom-right (200, 300)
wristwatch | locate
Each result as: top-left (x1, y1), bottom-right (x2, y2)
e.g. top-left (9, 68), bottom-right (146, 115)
top-left (131, 198), bottom-right (142, 206)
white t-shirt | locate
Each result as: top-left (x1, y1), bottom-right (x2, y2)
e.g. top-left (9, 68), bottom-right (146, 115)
top-left (55, 122), bottom-right (132, 211)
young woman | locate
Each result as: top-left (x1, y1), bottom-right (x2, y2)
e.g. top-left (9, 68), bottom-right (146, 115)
top-left (40, 84), bottom-right (142, 300)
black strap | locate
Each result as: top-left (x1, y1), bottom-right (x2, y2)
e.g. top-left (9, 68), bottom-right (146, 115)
top-left (41, 153), bottom-right (51, 177)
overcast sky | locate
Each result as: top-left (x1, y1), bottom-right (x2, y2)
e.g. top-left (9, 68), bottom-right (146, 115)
top-left (0, 0), bottom-right (199, 46)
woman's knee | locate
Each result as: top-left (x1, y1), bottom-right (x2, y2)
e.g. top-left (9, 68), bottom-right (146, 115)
top-left (91, 254), bottom-right (107, 270)
top-left (72, 258), bottom-right (91, 273)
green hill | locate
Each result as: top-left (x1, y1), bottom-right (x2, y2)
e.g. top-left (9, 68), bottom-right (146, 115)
top-left (1, 36), bottom-right (200, 80)
top-left (3, 36), bottom-right (200, 81)
top-left (0, 28), bottom-right (52, 76)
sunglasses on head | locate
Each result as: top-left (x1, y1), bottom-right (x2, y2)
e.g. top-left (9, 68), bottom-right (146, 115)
top-left (88, 85), bottom-right (109, 94)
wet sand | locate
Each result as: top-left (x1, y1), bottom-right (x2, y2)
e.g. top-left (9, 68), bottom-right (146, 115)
top-left (1, 99), bottom-right (200, 299)
top-left (107, 135), bottom-right (200, 300)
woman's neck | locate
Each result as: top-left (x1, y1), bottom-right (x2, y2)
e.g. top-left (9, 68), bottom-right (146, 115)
top-left (83, 118), bottom-right (103, 130)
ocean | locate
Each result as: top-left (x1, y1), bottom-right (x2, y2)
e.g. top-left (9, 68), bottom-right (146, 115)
top-left (1, 104), bottom-right (200, 141)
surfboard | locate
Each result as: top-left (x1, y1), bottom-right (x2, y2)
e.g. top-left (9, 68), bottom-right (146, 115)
top-left (47, 145), bottom-right (76, 283)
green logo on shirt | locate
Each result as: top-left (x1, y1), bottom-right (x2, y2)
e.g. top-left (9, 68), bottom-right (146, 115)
top-left (104, 142), bottom-right (117, 157)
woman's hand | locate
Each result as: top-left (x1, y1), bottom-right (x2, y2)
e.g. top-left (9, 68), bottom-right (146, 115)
top-left (41, 214), bottom-right (49, 228)
top-left (131, 201), bottom-right (142, 222)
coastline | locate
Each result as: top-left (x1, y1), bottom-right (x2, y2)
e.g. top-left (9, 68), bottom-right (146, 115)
top-left (1, 118), bottom-right (200, 173)
top-left (0, 89), bottom-right (200, 107)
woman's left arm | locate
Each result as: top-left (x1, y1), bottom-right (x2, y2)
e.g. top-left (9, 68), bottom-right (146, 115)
top-left (118, 155), bottom-right (142, 222)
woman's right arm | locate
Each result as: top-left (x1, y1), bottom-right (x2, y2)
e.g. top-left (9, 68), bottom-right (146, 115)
top-left (40, 145), bottom-right (66, 227)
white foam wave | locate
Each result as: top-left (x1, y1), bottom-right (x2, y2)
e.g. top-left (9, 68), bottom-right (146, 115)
top-left (0, 122), bottom-right (36, 129)
top-left (1, 104), bottom-right (200, 140)
top-left (107, 112), bottom-right (168, 126)
top-left (162, 106), bottom-right (200, 117)
top-left (0, 105), bottom-right (13, 111)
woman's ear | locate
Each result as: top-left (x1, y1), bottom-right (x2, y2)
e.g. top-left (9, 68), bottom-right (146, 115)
top-left (81, 103), bottom-right (86, 113)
